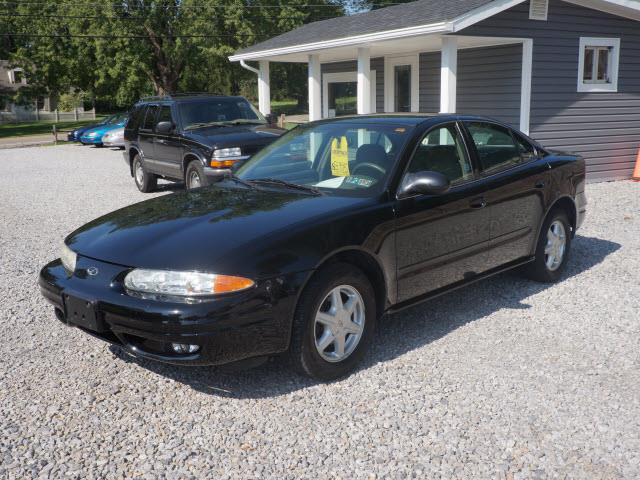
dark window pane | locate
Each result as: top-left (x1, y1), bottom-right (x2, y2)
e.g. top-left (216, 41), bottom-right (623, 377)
top-left (513, 132), bottom-right (537, 161)
top-left (407, 124), bottom-right (473, 185)
top-left (597, 48), bottom-right (610, 81)
top-left (394, 65), bottom-right (411, 112)
top-left (142, 105), bottom-right (159, 130)
top-left (583, 48), bottom-right (594, 81)
top-left (466, 122), bottom-right (522, 173)
top-left (328, 82), bottom-right (357, 117)
top-left (157, 106), bottom-right (173, 124)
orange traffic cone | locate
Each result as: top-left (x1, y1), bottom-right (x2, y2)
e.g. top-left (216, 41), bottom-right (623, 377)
top-left (634, 149), bottom-right (640, 181)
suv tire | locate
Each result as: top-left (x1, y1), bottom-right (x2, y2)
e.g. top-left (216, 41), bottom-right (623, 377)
top-left (185, 160), bottom-right (209, 190)
top-left (132, 154), bottom-right (157, 193)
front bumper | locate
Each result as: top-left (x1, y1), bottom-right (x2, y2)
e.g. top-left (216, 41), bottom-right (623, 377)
top-left (39, 257), bottom-right (303, 366)
top-left (80, 136), bottom-right (102, 145)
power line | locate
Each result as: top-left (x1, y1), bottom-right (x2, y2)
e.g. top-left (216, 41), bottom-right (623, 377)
top-left (0, 12), bottom-right (341, 20)
top-left (2, 33), bottom-right (271, 38)
top-left (0, 1), bottom-right (379, 8)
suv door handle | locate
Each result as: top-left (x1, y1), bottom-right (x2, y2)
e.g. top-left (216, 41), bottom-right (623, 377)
top-left (470, 197), bottom-right (487, 209)
top-left (156, 138), bottom-right (168, 145)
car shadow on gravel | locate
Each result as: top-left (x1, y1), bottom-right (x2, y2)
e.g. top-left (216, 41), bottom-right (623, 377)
top-left (109, 235), bottom-right (620, 399)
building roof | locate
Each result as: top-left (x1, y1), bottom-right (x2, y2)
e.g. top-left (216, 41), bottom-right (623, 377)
top-left (230, 0), bottom-right (640, 61)
top-left (234, 0), bottom-right (494, 57)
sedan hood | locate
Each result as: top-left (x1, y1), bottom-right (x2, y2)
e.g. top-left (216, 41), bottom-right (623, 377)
top-left (66, 186), bottom-right (372, 276)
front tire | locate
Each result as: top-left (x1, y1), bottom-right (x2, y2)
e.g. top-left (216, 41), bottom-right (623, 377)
top-left (185, 160), bottom-right (209, 190)
top-left (132, 155), bottom-right (157, 193)
top-left (290, 263), bottom-right (377, 381)
top-left (523, 210), bottom-right (572, 283)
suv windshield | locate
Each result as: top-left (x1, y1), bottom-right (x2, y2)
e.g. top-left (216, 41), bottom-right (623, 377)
top-left (179, 98), bottom-right (265, 130)
top-left (235, 121), bottom-right (414, 196)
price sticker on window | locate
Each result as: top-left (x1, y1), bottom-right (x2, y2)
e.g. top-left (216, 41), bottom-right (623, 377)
top-left (331, 136), bottom-right (350, 177)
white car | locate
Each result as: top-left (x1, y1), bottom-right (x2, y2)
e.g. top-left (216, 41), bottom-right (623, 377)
top-left (102, 127), bottom-right (125, 148)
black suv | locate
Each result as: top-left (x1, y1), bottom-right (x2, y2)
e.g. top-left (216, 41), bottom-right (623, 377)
top-left (123, 94), bottom-right (285, 192)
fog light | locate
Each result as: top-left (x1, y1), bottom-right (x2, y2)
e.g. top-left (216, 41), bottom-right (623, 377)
top-left (171, 343), bottom-right (200, 354)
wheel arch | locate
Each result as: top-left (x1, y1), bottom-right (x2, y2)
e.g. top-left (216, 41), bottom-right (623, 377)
top-left (182, 152), bottom-right (205, 180)
top-left (296, 248), bottom-right (390, 322)
top-left (533, 195), bottom-right (578, 251)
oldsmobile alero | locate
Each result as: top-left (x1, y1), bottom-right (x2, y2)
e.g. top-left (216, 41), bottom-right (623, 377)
top-left (39, 115), bottom-right (587, 380)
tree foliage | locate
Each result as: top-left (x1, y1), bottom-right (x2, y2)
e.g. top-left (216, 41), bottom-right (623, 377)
top-left (1, 0), bottom-right (346, 109)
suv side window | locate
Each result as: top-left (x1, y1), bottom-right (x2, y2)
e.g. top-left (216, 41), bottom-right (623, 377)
top-left (466, 122), bottom-right (522, 174)
top-left (142, 105), bottom-right (159, 131)
top-left (127, 106), bottom-right (145, 131)
top-left (406, 123), bottom-right (473, 186)
top-left (157, 105), bottom-right (174, 126)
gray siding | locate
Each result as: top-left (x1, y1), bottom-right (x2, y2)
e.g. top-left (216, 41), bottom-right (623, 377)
top-left (420, 44), bottom-right (523, 127)
top-left (461, 0), bottom-right (640, 182)
top-left (320, 58), bottom-right (384, 113)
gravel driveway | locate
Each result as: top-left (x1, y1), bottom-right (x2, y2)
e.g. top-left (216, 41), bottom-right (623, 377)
top-left (1, 144), bottom-right (639, 479)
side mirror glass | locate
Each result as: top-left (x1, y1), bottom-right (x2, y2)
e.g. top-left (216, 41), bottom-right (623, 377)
top-left (156, 121), bottom-right (174, 134)
top-left (399, 171), bottom-right (451, 197)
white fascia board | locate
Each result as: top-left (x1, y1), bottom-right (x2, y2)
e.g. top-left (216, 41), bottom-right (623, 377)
top-left (228, 22), bottom-right (452, 62)
top-left (451, 0), bottom-right (527, 32)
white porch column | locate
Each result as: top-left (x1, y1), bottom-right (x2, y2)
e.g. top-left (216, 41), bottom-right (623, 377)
top-left (520, 39), bottom-right (533, 135)
top-left (258, 60), bottom-right (271, 116)
top-left (308, 54), bottom-right (322, 121)
top-left (440, 37), bottom-right (458, 114)
top-left (357, 47), bottom-right (372, 115)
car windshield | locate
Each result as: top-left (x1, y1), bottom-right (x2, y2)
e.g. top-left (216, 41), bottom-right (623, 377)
top-left (235, 121), bottom-right (414, 196)
top-left (108, 114), bottom-right (128, 124)
top-left (179, 98), bottom-right (265, 130)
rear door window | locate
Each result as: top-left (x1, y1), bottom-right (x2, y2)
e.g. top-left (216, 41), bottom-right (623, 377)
top-left (157, 105), bottom-right (174, 125)
top-left (142, 105), bottom-right (159, 131)
top-left (127, 106), bottom-right (145, 131)
top-left (465, 122), bottom-right (522, 174)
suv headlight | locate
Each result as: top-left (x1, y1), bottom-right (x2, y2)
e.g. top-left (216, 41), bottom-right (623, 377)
top-left (213, 147), bottom-right (242, 158)
top-left (124, 269), bottom-right (254, 297)
top-left (60, 244), bottom-right (77, 273)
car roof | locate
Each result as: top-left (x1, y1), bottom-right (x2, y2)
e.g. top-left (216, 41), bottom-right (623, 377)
top-left (307, 114), bottom-right (507, 128)
top-left (135, 94), bottom-right (246, 105)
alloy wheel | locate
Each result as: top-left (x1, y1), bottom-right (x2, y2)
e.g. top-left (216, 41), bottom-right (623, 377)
top-left (135, 162), bottom-right (144, 186)
top-left (545, 220), bottom-right (567, 271)
top-left (188, 171), bottom-right (201, 189)
top-left (314, 285), bottom-right (365, 363)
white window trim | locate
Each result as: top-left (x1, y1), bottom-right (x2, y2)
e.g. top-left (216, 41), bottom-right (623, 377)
top-left (384, 54), bottom-right (420, 113)
top-left (577, 37), bottom-right (620, 93)
top-left (322, 70), bottom-right (376, 119)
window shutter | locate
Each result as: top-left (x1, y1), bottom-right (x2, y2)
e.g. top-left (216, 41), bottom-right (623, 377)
top-left (529, 0), bottom-right (548, 20)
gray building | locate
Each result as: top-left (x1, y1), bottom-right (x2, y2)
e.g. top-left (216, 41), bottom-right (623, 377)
top-left (0, 60), bottom-right (57, 118)
top-left (230, 0), bottom-right (640, 182)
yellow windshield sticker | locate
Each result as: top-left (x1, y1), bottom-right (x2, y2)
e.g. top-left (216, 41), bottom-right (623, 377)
top-left (330, 137), bottom-right (350, 177)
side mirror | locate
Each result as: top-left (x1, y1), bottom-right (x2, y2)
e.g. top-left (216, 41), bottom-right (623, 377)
top-left (399, 171), bottom-right (451, 197)
top-left (155, 121), bottom-right (174, 134)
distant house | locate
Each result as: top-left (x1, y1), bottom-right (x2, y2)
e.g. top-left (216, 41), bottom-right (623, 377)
top-left (0, 60), bottom-right (60, 118)
top-left (230, 0), bottom-right (640, 182)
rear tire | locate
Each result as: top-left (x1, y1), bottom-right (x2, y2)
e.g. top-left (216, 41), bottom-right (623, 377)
top-left (289, 263), bottom-right (377, 381)
top-left (132, 155), bottom-right (157, 193)
top-left (185, 160), bottom-right (209, 190)
top-left (522, 210), bottom-right (572, 283)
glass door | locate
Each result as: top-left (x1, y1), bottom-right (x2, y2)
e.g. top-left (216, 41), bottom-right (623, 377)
top-left (394, 65), bottom-right (411, 112)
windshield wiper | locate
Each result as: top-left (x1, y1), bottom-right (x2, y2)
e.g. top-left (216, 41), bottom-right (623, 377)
top-left (218, 171), bottom-right (257, 190)
top-left (184, 122), bottom-right (226, 131)
top-left (250, 178), bottom-right (322, 196)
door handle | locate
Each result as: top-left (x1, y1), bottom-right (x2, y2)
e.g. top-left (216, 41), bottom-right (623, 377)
top-left (470, 197), bottom-right (487, 209)
top-left (535, 180), bottom-right (545, 189)
top-left (156, 139), bottom-right (168, 145)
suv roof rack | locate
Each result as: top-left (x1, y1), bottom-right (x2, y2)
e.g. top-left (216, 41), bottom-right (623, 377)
top-left (138, 92), bottom-right (225, 102)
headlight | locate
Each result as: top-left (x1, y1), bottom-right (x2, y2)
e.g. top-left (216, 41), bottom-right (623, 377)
top-left (123, 269), bottom-right (254, 297)
top-left (87, 131), bottom-right (98, 137)
top-left (60, 244), bottom-right (77, 273)
top-left (213, 147), bottom-right (242, 158)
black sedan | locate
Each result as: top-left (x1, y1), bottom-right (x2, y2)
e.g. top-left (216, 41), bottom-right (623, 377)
top-left (39, 115), bottom-right (587, 380)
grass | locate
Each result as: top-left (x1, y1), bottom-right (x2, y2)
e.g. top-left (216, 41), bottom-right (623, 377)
top-left (0, 117), bottom-right (107, 139)
top-left (271, 99), bottom-right (305, 116)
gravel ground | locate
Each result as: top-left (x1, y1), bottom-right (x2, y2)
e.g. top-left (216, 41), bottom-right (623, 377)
top-left (1, 144), bottom-right (639, 479)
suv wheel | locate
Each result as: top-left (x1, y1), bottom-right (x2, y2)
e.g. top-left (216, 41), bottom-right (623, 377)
top-left (132, 155), bottom-right (157, 193)
top-left (185, 160), bottom-right (208, 190)
top-left (289, 263), bottom-right (377, 381)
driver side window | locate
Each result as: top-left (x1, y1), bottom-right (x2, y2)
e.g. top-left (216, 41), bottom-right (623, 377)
top-left (406, 124), bottom-right (473, 185)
